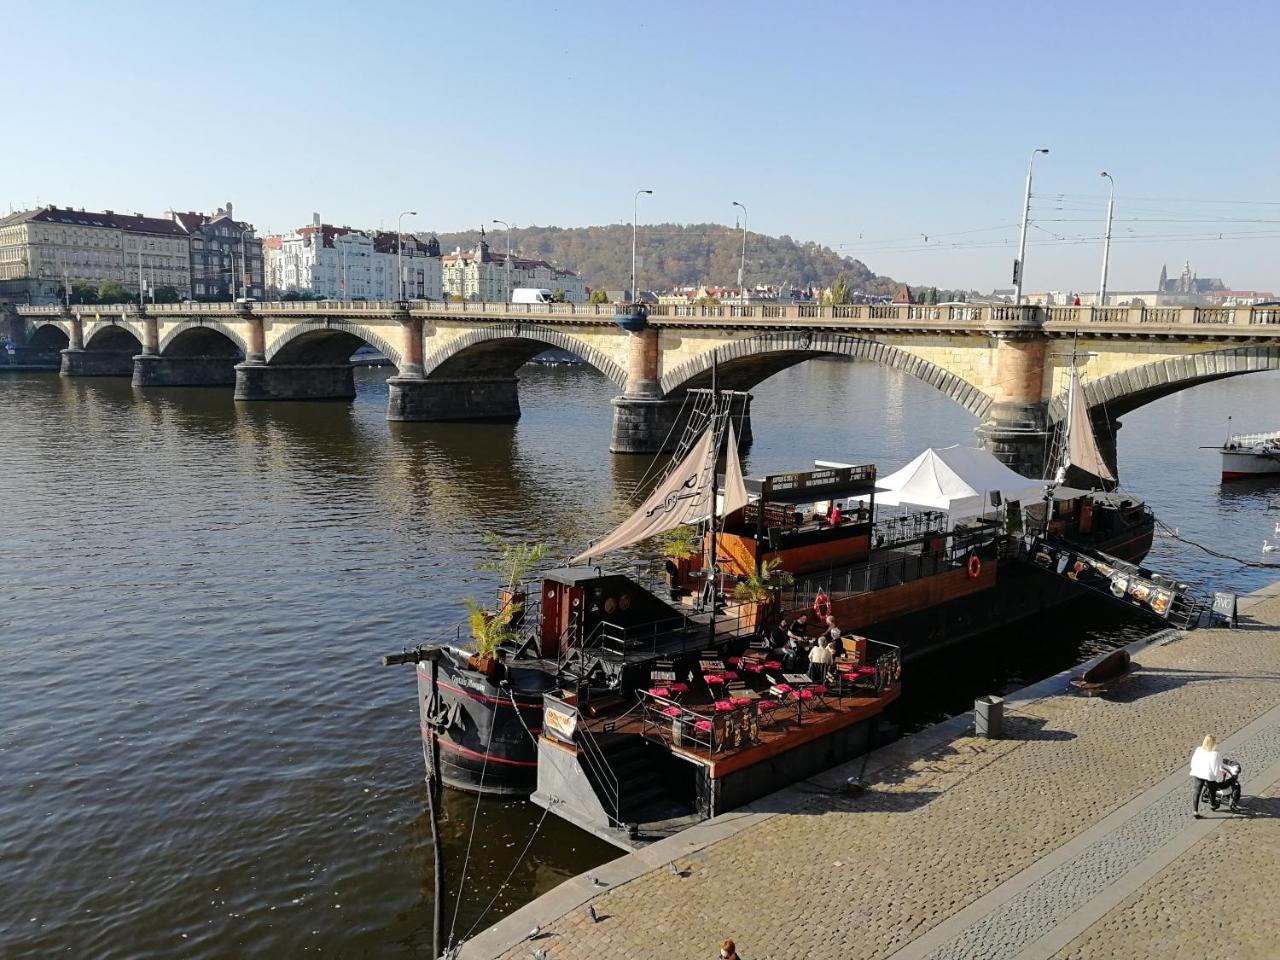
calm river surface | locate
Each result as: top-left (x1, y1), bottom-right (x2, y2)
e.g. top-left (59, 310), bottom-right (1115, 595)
top-left (2, 361), bottom-right (1278, 958)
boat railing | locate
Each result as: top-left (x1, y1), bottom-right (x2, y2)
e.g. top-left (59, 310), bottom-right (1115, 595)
top-left (544, 692), bottom-right (623, 828)
top-left (1225, 430), bottom-right (1280, 448)
top-left (785, 523), bottom-right (1001, 610)
top-left (637, 691), bottom-right (719, 762)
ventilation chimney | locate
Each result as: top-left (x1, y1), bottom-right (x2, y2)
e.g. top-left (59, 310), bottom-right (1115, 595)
top-left (312, 212), bottom-right (321, 228)
top-left (225, 201), bottom-right (233, 218)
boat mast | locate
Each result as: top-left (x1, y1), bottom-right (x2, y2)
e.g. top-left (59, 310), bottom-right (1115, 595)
top-left (707, 352), bottom-right (720, 646)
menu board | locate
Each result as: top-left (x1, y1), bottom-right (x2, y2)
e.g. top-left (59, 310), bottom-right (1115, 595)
top-left (1028, 538), bottom-right (1175, 619)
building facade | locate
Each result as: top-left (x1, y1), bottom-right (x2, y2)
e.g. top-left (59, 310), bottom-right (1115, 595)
top-left (440, 233), bottom-right (586, 302)
top-left (0, 206), bottom-right (191, 303)
top-left (264, 215), bottom-right (442, 300)
top-left (169, 203), bottom-right (264, 300)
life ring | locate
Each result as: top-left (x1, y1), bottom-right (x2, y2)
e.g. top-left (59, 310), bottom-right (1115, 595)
top-left (966, 554), bottom-right (982, 579)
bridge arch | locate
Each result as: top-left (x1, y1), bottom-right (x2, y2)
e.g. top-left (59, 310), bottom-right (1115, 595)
top-left (422, 323), bottom-right (628, 388)
top-left (160, 321), bottom-right (248, 358)
top-left (659, 331), bottom-right (994, 420)
top-left (84, 323), bottom-right (143, 352)
top-left (266, 320), bottom-right (403, 368)
top-left (1048, 344), bottom-right (1280, 423)
top-left (27, 321), bottom-right (70, 350)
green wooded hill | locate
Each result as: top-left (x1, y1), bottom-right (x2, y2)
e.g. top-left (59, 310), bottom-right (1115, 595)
top-left (432, 223), bottom-right (907, 296)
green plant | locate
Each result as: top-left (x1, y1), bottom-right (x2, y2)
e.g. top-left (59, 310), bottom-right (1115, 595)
top-left (655, 524), bottom-right (701, 561)
top-left (731, 558), bottom-right (794, 604)
top-left (465, 596), bottom-right (521, 659)
top-left (477, 532), bottom-right (547, 593)
top-left (588, 288), bottom-right (609, 305)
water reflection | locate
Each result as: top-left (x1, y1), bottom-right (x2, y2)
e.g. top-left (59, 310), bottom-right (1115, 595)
top-left (1, 360), bottom-right (1278, 959)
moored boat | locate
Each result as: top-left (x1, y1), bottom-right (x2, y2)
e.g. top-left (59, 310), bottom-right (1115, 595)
top-left (1218, 430), bottom-right (1280, 482)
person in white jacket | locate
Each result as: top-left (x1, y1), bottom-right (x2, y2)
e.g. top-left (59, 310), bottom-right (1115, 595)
top-left (1189, 734), bottom-right (1238, 816)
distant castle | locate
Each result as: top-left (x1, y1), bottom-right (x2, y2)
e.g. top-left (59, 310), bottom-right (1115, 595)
top-left (1158, 260), bottom-right (1224, 296)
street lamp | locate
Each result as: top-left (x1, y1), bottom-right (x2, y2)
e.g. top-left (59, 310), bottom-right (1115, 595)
top-left (732, 201), bottom-right (748, 304)
top-left (1013, 148), bottom-right (1049, 306)
top-left (631, 189), bottom-right (653, 303)
top-left (397, 210), bottom-right (417, 301)
top-left (1098, 172), bottom-right (1116, 306)
top-left (492, 219), bottom-right (512, 302)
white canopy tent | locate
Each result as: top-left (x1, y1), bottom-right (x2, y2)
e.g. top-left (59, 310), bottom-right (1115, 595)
top-left (861, 445), bottom-right (1045, 520)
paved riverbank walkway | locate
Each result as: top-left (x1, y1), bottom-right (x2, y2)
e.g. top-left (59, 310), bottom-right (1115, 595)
top-left (463, 582), bottom-right (1280, 960)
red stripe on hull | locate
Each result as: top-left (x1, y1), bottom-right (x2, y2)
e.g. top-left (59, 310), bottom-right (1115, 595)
top-left (1222, 470), bottom-right (1280, 481)
top-left (421, 724), bottom-right (540, 767)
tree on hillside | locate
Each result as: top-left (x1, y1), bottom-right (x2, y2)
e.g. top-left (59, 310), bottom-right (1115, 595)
top-left (430, 223), bottom-right (899, 298)
top-left (828, 272), bottom-right (852, 305)
top-left (925, 287), bottom-right (939, 305)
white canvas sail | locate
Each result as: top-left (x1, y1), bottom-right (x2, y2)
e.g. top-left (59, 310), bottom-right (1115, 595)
top-left (719, 422), bottom-right (749, 518)
top-left (1063, 365), bottom-right (1115, 482)
top-left (570, 426), bottom-right (717, 565)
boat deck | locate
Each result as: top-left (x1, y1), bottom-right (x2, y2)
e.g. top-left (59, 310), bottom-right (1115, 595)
top-left (598, 683), bottom-right (899, 779)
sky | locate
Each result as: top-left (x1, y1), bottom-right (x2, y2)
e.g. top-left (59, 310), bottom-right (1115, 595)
top-left (5, 0), bottom-right (1279, 293)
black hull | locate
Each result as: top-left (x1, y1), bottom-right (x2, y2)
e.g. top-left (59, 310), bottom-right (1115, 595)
top-left (418, 653), bottom-right (555, 796)
top-left (417, 524), bottom-right (1154, 796)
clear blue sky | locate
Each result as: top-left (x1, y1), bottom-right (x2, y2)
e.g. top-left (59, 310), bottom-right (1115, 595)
top-left (7, 0), bottom-right (1279, 293)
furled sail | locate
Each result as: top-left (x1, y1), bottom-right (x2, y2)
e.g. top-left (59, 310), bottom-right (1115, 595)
top-left (720, 422), bottom-right (749, 518)
top-left (570, 426), bottom-right (717, 565)
top-left (1063, 365), bottom-right (1115, 482)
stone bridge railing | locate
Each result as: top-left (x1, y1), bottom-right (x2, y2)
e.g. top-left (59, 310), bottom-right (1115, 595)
top-left (15, 299), bottom-right (1280, 332)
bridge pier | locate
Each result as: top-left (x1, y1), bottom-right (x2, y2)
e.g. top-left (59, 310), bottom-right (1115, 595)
top-left (974, 332), bottom-right (1052, 480)
top-left (610, 392), bottom-right (752, 454)
top-left (233, 363), bottom-right (356, 401)
top-left (60, 348), bottom-right (136, 377)
top-left (385, 376), bottom-right (520, 421)
top-left (133, 354), bottom-right (240, 387)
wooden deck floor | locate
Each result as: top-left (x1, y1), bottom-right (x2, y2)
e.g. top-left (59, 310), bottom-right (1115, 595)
top-left (597, 684), bottom-right (900, 780)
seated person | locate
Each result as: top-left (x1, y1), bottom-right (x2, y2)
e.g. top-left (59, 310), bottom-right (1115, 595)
top-left (824, 614), bottom-right (842, 647)
top-left (788, 614), bottom-right (810, 641)
top-left (768, 618), bottom-right (791, 654)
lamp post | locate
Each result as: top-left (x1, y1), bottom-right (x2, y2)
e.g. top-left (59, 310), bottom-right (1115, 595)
top-left (1014, 148), bottom-right (1049, 306)
top-left (397, 210), bottom-right (417, 301)
top-left (1098, 172), bottom-right (1115, 306)
top-left (492, 219), bottom-right (512, 302)
top-left (631, 189), bottom-right (653, 303)
top-left (732, 201), bottom-right (748, 304)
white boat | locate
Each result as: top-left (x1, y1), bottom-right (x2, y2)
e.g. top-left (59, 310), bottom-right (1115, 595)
top-left (1219, 430), bottom-right (1280, 482)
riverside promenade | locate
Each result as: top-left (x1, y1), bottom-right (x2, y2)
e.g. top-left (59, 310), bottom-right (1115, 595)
top-left (463, 581), bottom-right (1280, 960)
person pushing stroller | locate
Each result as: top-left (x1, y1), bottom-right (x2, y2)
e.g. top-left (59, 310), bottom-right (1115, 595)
top-left (1189, 734), bottom-right (1241, 817)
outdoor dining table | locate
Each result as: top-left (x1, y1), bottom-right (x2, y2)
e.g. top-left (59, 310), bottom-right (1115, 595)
top-left (651, 669), bottom-right (676, 683)
top-left (699, 659), bottom-right (725, 672)
top-left (781, 673), bottom-right (814, 721)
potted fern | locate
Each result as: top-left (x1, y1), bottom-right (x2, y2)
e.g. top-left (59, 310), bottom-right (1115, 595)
top-left (730, 558), bottom-right (795, 633)
top-left (478, 532), bottom-right (547, 626)
top-left (465, 597), bottom-right (520, 678)
top-left (656, 524), bottom-right (703, 593)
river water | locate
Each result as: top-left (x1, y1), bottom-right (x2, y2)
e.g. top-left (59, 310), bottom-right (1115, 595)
top-left (2, 361), bottom-right (1277, 958)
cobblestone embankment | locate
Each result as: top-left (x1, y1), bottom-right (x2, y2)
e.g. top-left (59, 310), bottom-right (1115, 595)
top-left (462, 583), bottom-right (1280, 960)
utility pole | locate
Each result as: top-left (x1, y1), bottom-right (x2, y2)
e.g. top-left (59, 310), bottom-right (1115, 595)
top-left (397, 210), bottom-right (417, 301)
top-left (1098, 172), bottom-right (1115, 306)
top-left (631, 189), bottom-right (653, 303)
top-left (1014, 148), bottom-right (1049, 306)
top-left (732, 201), bottom-right (748, 304)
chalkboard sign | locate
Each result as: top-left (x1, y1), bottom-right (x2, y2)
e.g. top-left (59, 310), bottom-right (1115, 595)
top-left (1211, 591), bottom-right (1238, 627)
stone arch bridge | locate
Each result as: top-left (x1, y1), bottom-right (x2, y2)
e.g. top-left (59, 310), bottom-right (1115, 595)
top-left (6, 299), bottom-right (1280, 479)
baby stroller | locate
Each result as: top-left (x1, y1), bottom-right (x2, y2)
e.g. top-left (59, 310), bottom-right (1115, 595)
top-left (1199, 759), bottom-right (1243, 812)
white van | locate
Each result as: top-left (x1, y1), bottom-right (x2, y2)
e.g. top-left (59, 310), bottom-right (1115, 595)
top-left (511, 288), bottom-right (554, 304)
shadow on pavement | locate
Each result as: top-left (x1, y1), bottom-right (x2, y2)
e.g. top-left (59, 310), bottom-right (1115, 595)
top-left (1102, 667), bottom-right (1280, 703)
top-left (1236, 795), bottom-right (1280, 820)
